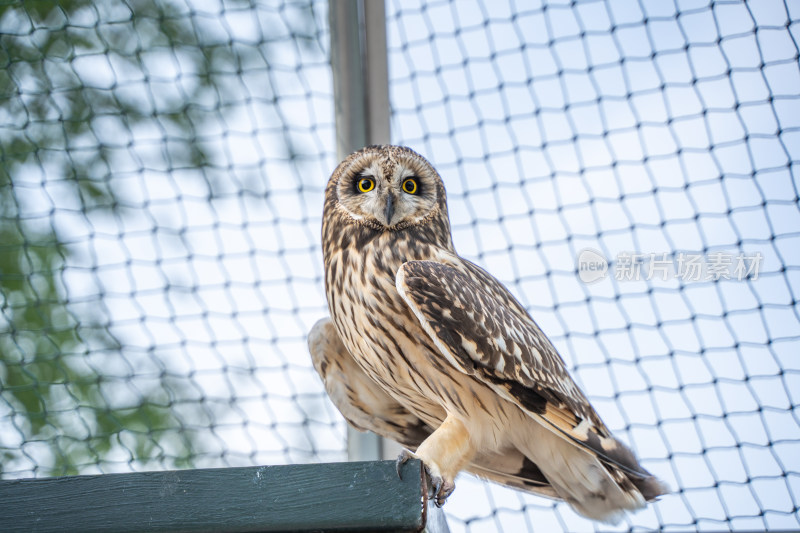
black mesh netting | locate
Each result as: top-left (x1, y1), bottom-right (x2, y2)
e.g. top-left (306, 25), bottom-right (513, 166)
top-left (1, 1), bottom-right (798, 532)
top-left (0, 0), bottom-right (340, 474)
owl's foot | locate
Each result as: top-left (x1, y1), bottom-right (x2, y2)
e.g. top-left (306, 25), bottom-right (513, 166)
top-left (396, 448), bottom-right (456, 507)
top-left (429, 472), bottom-right (456, 507)
top-left (395, 448), bottom-right (413, 478)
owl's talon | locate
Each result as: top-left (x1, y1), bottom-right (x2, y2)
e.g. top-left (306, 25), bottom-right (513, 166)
top-left (425, 470), bottom-right (455, 507)
top-left (396, 449), bottom-right (454, 505)
top-left (396, 449), bottom-right (415, 479)
top-left (420, 463), bottom-right (455, 507)
top-left (428, 471), bottom-right (442, 500)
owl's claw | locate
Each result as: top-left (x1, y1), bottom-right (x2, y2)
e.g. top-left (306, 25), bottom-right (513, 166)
top-left (429, 474), bottom-right (455, 507)
top-left (395, 448), bottom-right (414, 479)
top-left (395, 449), bottom-right (454, 506)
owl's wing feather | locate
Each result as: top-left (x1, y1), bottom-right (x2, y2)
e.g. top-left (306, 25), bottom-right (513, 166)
top-left (396, 260), bottom-right (665, 500)
top-left (308, 317), bottom-right (431, 448)
top-left (467, 450), bottom-right (559, 498)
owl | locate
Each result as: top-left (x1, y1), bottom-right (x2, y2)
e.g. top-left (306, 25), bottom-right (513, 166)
top-left (309, 145), bottom-right (667, 523)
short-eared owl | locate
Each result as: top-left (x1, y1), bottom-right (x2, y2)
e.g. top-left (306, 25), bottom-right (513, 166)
top-left (309, 145), bottom-right (667, 523)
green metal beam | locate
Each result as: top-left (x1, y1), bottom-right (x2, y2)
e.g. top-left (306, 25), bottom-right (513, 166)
top-left (0, 459), bottom-right (442, 533)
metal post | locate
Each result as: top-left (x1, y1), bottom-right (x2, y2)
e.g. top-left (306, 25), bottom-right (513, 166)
top-left (329, 0), bottom-right (390, 463)
top-left (363, 0), bottom-right (390, 145)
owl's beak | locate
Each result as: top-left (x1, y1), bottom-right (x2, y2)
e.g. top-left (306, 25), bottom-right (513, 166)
top-left (383, 193), bottom-right (395, 226)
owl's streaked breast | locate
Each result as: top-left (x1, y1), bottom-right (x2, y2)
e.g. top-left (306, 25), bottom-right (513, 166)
top-left (323, 227), bottom-right (456, 423)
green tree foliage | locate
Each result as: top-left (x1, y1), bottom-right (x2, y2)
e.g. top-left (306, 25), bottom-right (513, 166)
top-left (0, 0), bottom-right (319, 476)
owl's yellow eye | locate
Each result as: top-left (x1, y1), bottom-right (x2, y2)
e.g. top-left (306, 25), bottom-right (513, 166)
top-left (357, 177), bottom-right (375, 193)
top-left (402, 178), bottom-right (418, 195)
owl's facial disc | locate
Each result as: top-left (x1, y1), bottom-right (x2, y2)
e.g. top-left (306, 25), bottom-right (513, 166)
top-left (336, 153), bottom-right (439, 229)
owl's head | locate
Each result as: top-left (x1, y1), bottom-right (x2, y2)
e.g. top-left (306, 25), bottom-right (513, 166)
top-left (325, 145), bottom-right (449, 234)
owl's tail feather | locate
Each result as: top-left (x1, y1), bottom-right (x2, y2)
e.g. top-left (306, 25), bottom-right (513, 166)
top-left (582, 429), bottom-right (670, 504)
top-left (543, 445), bottom-right (647, 524)
top-left (513, 419), bottom-right (668, 524)
top-left (625, 459), bottom-right (671, 502)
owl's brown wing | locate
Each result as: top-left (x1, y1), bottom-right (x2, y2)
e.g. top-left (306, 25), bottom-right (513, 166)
top-left (308, 318), bottom-right (432, 448)
top-left (396, 260), bottom-right (665, 500)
